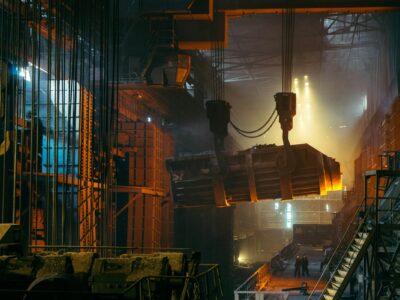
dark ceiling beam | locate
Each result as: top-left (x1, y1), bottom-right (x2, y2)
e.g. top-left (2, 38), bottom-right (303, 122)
top-left (223, 41), bottom-right (378, 80)
top-left (216, 0), bottom-right (400, 14)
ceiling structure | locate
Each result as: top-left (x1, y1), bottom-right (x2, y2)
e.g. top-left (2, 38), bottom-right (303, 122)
top-left (221, 12), bottom-right (390, 186)
top-left (115, 1), bottom-right (398, 187)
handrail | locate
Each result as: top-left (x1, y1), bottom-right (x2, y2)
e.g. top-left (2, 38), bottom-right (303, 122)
top-left (308, 204), bottom-right (369, 299)
top-left (122, 274), bottom-right (197, 294)
top-left (28, 245), bottom-right (191, 251)
top-left (122, 263), bottom-right (222, 298)
top-left (235, 262), bottom-right (269, 292)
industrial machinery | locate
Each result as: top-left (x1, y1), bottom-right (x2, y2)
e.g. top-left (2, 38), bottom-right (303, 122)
top-left (171, 91), bottom-right (341, 207)
top-left (167, 143), bottom-right (341, 207)
top-left (0, 223), bottom-right (223, 300)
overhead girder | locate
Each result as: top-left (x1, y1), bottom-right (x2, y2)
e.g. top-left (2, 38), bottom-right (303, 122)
top-left (172, 0), bottom-right (400, 50)
top-left (216, 0), bottom-right (400, 15)
top-left (134, 0), bottom-right (400, 16)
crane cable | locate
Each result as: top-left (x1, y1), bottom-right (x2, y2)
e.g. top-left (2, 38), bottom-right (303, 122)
top-left (229, 9), bottom-right (294, 139)
top-left (208, 16), bottom-right (277, 139)
top-left (232, 113), bottom-right (279, 139)
top-left (230, 108), bottom-right (277, 134)
top-left (282, 8), bottom-right (295, 92)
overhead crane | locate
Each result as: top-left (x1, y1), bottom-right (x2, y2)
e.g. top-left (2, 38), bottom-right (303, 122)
top-left (164, 0), bottom-right (400, 50)
top-left (167, 0), bottom-right (344, 206)
top-left (0, 1), bottom-right (398, 299)
top-left (0, 0), bottom-right (386, 249)
top-left (168, 91), bottom-right (341, 207)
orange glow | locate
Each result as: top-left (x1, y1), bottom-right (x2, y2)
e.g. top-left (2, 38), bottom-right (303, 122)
top-left (325, 182), bottom-right (343, 193)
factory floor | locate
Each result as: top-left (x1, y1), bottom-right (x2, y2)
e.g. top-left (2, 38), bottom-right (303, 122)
top-left (263, 245), bottom-right (326, 293)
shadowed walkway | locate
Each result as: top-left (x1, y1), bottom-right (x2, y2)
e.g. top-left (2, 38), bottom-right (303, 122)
top-left (263, 245), bottom-right (326, 292)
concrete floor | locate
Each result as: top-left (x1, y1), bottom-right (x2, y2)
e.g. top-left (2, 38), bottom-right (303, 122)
top-left (263, 245), bottom-right (326, 293)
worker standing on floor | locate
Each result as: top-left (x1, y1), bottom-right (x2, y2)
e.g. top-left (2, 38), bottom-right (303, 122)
top-left (302, 256), bottom-right (310, 277)
top-left (294, 256), bottom-right (301, 277)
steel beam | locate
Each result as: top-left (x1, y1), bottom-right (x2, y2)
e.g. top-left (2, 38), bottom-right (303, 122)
top-left (216, 0), bottom-right (400, 15)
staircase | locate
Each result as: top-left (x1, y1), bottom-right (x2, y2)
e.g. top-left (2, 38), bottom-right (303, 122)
top-left (309, 151), bottom-right (400, 299)
top-left (306, 201), bottom-right (373, 300)
top-left (321, 230), bottom-right (372, 300)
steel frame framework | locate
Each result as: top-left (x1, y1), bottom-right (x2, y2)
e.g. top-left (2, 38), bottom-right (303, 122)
top-left (362, 152), bottom-right (400, 299)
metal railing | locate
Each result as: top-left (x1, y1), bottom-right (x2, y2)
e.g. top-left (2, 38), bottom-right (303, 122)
top-left (0, 258), bottom-right (222, 300)
top-left (270, 243), bottom-right (297, 275)
top-left (125, 263), bottom-right (223, 300)
top-left (28, 244), bottom-right (192, 257)
top-left (307, 204), bottom-right (371, 299)
top-left (235, 263), bottom-right (270, 292)
top-left (234, 290), bottom-right (289, 300)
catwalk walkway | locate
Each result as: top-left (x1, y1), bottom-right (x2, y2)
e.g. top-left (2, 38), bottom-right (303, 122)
top-left (263, 245), bottom-right (326, 292)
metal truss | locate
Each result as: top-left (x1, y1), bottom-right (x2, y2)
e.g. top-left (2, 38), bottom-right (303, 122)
top-left (361, 152), bottom-right (400, 299)
top-left (223, 12), bottom-right (388, 84)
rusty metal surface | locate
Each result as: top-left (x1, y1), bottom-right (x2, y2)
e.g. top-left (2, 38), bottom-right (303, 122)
top-left (167, 144), bottom-right (341, 207)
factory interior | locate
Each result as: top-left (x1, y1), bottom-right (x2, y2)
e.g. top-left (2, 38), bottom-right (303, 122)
top-left (0, 1), bottom-right (400, 299)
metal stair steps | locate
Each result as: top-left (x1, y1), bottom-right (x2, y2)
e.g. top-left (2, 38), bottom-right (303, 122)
top-left (355, 238), bottom-right (366, 246)
top-left (334, 275), bottom-right (344, 283)
top-left (319, 229), bottom-right (372, 300)
top-left (347, 250), bottom-right (359, 257)
top-left (341, 263), bottom-right (351, 270)
top-left (344, 257), bottom-right (355, 264)
top-left (315, 174), bottom-right (400, 300)
top-left (331, 282), bottom-right (340, 289)
top-left (357, 232), bottom-right (368, 239)
top-left (327, 288), bottom-right (337, 296)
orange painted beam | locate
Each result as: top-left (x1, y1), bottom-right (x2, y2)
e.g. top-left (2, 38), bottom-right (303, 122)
top-left (177, 11), bottom-right (228, 50)
top-left (216, 0), bottom-right (400, 14)
top-left (224, 7), bottom-right (400, 16)
top-left (174, 0), bottom-right (214, 21)
top-left (110, 185), bottom-right (166, 196)
top-left (175, 1), bottom-right (400, 50)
